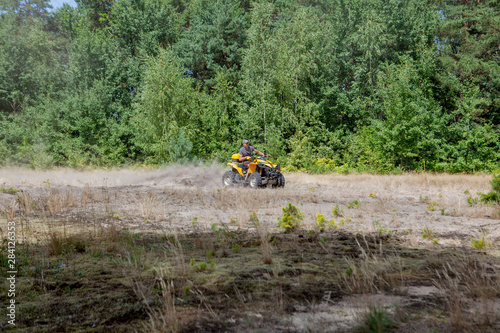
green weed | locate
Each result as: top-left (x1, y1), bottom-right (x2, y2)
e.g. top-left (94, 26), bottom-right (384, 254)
top-left (419, 195), bottom-right (430, 204)
top-left (467, 196), bottom-right (479, 205)
top-left (316, 214), bottom-right (337, 229)
top-left (277, 203), bottom-right (304, 231)
top-left (479, 173), bottom-right (500, 203)
top-left (373, 221), bottom-right (392, 234)
top-left (232, 243), bottom-right (241, 253)
top-left (426, 202), bottom-right (439, 211)
top-left (348, 200), bottom-right (359, 209)
top-left (249, 212), bottom-right (260, 226)
top-left (363, 306), bottom-right (394, 333)
top-left (332, 204), bottom-right (344, 217)
top-left (0, 187), bottom-right (20, 194)
top-left (421, 227), bottom-right (437, 242)
top-left (471, 236), bottom-right (490, 249)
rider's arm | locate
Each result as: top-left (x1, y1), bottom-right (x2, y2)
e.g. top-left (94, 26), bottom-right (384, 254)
top-left (254, 149), bottom-right (264, 156)
top-left (239, 153), bottom-right (247, 162)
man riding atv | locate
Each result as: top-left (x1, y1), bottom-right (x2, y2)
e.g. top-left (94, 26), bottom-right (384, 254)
top-left (222, 140), bottom-right (284, 188)
top-left (239, 140), bottom-right (265, 180)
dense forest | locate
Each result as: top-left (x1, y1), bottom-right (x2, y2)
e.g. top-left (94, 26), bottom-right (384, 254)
top-left (0, 0), bottom-right (498, 172)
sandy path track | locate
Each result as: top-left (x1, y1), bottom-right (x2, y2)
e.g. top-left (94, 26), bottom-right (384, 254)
top-left (1, 168), bottom-right (498, 244)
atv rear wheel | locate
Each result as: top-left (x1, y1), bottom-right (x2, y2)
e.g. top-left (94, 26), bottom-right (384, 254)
top-left (248, 173), bottom-right (262, 188)
top-left (222, 171), bottom-right (235, 187)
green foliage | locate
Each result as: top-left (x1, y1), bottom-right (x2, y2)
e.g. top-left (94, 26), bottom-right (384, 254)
top-left (277, 203), bottom-right (303, 231)
top-left (131, 48), bottom-right (198, 164)
top-left (315, 214), bottom-right (337, 230)
top-left (479, 174), bottom-right (500, 204)
top-left (174, 0), bottom-right (247, 87)
top-left (426, 203), bottom-right (439, 211)
top-left (249, 212), bottom-right (260, 226)
top-left (421, 227), bottom-right (437, 241)
top-left (0, 0), bottom-right (498, 171)
top-left (467, 196), bottom-right (479, 206)
top-left (373, 221), bottom-right (392, 235)
top-left (362, 306), bottom-right (394, 333)
top-left (0, 187), bottom-right (20, 194)
top-left (471, 236), bottom-right (490, 250)
top-left (348, 200), bottom-right (359, 209)
top-left (332, 204), bottom-right (344, 217)
top-left (168, 128), bottom-right (194, 164)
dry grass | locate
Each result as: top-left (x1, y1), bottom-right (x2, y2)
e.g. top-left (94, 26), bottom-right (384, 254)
top-left (138, 268), bottom-right (179, 333)
top-left (289, 173), bottom-right (492, 192)
top-left (140, 192), bottom-right (161, 220)
top-left (433, 253), bottom-right (500, 330)
top-left (1, 199), bottom-right (17, 221)
top-left (256, 223), bottom-right (273, 265)
top-left (340, 236), bottom-right (407, 295)
top-left (164, 233), bottom-right (188, 278)
top-left (16, 190), bottom-right (33, 215)
top-left (41, 189), bottom-right (77, 215)
top-left (81, 184), bottom-right (95, 205)
top-left (47, 231), bottom-right (87, 256)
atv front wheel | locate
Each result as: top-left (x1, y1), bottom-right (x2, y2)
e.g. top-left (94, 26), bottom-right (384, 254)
top-left (277, 173), bottom-right (285, 188)
top-left (272, 173), bottom-right (285, 188)
top-left (222, 171), bottom-right (235, 187)
top-left (248, 173), bottom-right (262, 188)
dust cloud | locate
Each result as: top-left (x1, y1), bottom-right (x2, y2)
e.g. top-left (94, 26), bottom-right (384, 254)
top-left (0, 164), bottom-right (225, 188)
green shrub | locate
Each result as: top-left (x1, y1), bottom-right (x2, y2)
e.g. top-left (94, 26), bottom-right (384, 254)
top-left (348, 200), bottom-right (359, 209)
top-left (316, 214), bottom-right (337, 229)
top-left (169, 128), bottom-right (194, 164)
top-left (363, 306), bottom-right (394, 333)
top-left (471, 236), bottom-right (490, 249)
top-left (277, 203), bottom-right (304, 231)
top-left (480, 173), bottom-right (500, 203)
top-left (332, 204), bottom-right (344, 217)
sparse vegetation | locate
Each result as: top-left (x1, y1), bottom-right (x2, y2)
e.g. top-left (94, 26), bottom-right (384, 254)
top-left (0, 187), bottom-right (20, 194)
top-left (374, 221), bottom-right (392, 234)
top-left (467, 196), bottom-right (480, 205)
top-left (1, 171), bottom-right (499, 332)
top-left (419, 195), bottom-right (431, 203)
top-left (426, 202), bottom-right (439, 211)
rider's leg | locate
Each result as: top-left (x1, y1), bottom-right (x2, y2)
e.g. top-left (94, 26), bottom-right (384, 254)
top-left (243, 161), bottom-right (251, 181)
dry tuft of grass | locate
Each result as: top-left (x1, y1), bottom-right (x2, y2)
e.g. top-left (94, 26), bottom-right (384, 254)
top-left (81, 184), bottom-right (95, 205)
top-left (340, 237), bottom-right (407, 295)
top-left (140, 193), bottom-right (160, 220)
top-left (47, 231), bottom-right (87, 256)
top-left (138, 268), bottom-right (179, 333)
top-left (41, 189), bottom-right (77, 215)
top-left (16, 190), bottom-right (33, 215)
top-left (2, 199), bottom-right (17, 221)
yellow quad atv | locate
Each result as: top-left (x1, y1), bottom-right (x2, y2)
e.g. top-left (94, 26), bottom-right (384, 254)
top-left (222, 153), bottom-right (285, 188)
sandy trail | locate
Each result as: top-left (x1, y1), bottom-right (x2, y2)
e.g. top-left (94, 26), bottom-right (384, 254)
top-left (0, 168), bottom-right (498, 244)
